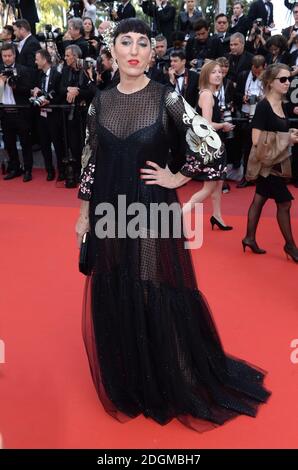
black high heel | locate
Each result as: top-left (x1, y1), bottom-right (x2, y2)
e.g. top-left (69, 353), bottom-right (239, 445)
top-left (242, 238), bottom-right (266, 254)
top-left (284, 244), bottom-right (298, 263)
top-left (210, 216), bottom-right (233, 231)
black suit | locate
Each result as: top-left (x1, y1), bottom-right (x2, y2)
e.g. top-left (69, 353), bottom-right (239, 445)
top-left (115, 2), bottom-right (136, 20)
top-left (0, 64), bottom-right (33, 172)
top-left (141, 2), bottom-right (176, 46)
top-left (167, 69), bottom-right (198, 108)
top-left (248, 0), bottom-right (274, 27)
top-left (282, 24), bottom-right (298, 41)
top-left (211, 33), bottom-right (231, 57)
top-left (61, 37), bottom-right (90, 59)
top-left (229, 15), bottom-right (250, 37)
top-left (285, 0), bottom-right (296, 10)
top-left (19, 0), bottom-right (39, 35)
top-left (16, 35), bottom-right (40, 72)
top-left (228, 51), bottom-right (253, 84)
top-left (36, 67), bottom-right (66, 174)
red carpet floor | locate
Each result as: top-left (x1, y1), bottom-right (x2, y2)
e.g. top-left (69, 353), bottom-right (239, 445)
top-left (0, 170), bottom-right (298, 448)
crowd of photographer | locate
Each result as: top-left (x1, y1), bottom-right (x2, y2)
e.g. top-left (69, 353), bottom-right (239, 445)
top-left (1, 1), bottom-right (298, 189)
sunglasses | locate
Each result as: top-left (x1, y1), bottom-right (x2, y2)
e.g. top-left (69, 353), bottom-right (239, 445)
top-left (274, 76), bottom-right (290, 83)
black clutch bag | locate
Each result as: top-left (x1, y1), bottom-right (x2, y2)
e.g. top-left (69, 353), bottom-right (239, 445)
top-left (79, 232), bottom-right (91, 275)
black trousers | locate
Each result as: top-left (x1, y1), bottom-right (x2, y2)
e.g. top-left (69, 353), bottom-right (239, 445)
top-left (1, 110), bottom-right (33, 172)
top-left (66, 107), bottom-right (87, 173)
top-left (38, 111), bottom-right (66, 173)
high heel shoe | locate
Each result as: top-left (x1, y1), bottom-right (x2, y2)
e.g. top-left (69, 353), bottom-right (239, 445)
top-left (210, 216), bottom-right (233, 231)
top-left (242, 238), bottom-right (266, 254)
top-left (284, 244), bottom-right (298, 263)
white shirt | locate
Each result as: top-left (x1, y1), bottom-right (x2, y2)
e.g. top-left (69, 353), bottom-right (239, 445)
top-left (2, 64), bottom-right (16, 105)
top-left (174, 69), bottom-right (185, 95)
top-left (17, 34), bottom-right (32, 53)
top-left (83, 4), bottom-right (97, 24)
top-left (242, 71), bottom-right (263, 114)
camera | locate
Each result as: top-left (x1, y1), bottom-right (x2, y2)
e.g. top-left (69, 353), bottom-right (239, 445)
top-left (29, 90), bottom-right (56, 107)
top-left (220, 103), bottom-right (234, 139)
top-left (36, 25), bottom-right (63, 43)
top-left (192, 58), bottom-right (204, 73)
top-left (76, 57), bottom-right (96, 70)
top-left (0, 66), bottom-right (17, 85)
top-left (248, 94), bottom-right (259, 122)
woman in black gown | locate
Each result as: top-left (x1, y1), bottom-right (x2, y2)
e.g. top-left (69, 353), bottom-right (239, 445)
top-left (76, 18), bottom-right (270, 431)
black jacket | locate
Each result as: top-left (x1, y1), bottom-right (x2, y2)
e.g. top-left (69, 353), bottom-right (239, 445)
top-left (36, 66), bottom-right (62, 105)
top-left (16, 35), bottom-right (40, 71)
top-left (248, 0), bottom-right (274, 27)
top-left (60, 65), bottom-right (94, 105)
top-left (61, 37), bottom-right (90, 59)
top-left (6, 63), bottom-right (32, 106)
top-left (177, 10), bottom-right (202, 37)
top-left (167, 69), bottom-right (199, 108)
top-left (228, 51), bottom-right (253, 83)
top-left (141, 2), bottom-right (176, 45)
top-left (229, 15), bottom-right (250, 37)
top-left (19, 0), bottom-right (39, 24)
top-left (115, 2), bottom-right (136, 20)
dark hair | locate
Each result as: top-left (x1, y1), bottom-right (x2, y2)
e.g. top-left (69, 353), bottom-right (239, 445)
top-left (233, 1), bottom-right (244, 8)
top-left (3, 25), bottom-right (15, 40)
top-left (170, 49), bottom-right (186, 61)
top-left (261, 63), bottom-right (291, 95)
top-left (266, 34), bottom-right (288, 54)
top-left (113, 18), bottom-right (151, 45)
top-left (101, 48), bottom-right (112, 60)
top-left (36, 48), bottom-right (52, 64)
top-left (83, 16), bottom-right (95, 37)
top-left (13, 19), bottom-right (31, 32)
top-left (215, 13), bottom-right (228, 22)
top-left (0, 43), bottom-right (16, 55)
top-left (193, 19), bottom-right (210, 32)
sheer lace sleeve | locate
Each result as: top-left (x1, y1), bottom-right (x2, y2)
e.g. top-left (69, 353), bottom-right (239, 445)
top-left (165, 90), bottom-right (225, 178)
top-left (78, 96), bottom-right (99, 200)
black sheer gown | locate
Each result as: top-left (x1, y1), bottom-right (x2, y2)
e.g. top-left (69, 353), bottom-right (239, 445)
top-left (78, 80), bottom-right (270, 431)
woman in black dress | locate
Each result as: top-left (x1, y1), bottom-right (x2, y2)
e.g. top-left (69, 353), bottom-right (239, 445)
top-left (76, 19), bottom-right (270, 430)
top-left (243, 64), bottom-right (298, 261)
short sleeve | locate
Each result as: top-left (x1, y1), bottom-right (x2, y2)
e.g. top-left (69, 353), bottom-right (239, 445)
top-left (251, 100), bottom-right (269, 131)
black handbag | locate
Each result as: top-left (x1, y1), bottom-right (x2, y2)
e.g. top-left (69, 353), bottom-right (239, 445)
top-left (79, 232), bottom-right (91, 275)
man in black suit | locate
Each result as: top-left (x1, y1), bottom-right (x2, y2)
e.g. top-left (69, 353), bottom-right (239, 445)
top-left (111, 0), bottom-right (136, 21)
top-left (282, 4), bottom-right (298, 53)
top-left (62, 18), bottom-right (89, 59)
top-left (13, 19), bottom-right (40, 72)
top-left (228, 33), bottom-right (253, 85)
top-left (285, 1), bottom-right (298, 10)
top-left (167, 49), bottom-right (198, 107)
top-left (140, 0), bottom-right (176, 46)
top-left (0, 43), bottom-right (33, 182)
top-left (229, 1), bottom-right (250, 37)
top-left (248, 0), bottom-right (274, 28)
top-left (32, 49), bottom-right (66, 182)
top-left (212, 13), bottom-right (231, 57)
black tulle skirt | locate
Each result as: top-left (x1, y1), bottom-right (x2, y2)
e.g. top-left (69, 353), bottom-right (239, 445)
top-left (82, 182), bottom-right (271, 431)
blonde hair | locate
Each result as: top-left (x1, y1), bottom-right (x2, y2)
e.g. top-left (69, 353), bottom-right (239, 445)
top-left (261, 63), bottom-right (291, 95)
top-left (199, 60), bottom-right (222, 91)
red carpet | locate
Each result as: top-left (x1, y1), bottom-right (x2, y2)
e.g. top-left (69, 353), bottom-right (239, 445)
top-left (0, 170), bottom-right (298, 448)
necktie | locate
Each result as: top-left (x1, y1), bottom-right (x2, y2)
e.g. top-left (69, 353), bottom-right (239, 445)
top-left (175, 73), bottom-right (184, 79)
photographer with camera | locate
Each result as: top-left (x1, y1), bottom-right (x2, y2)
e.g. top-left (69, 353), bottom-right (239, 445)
top-left (62, 17), bottom-right (89, 59)
top-left (31, 49), bottom-right (66, 182)
top-left (82, 17), bottom-right (100, 59)
top-left (0, 43), bottom-right (33, 182)
top-left (0, 25), bottom-right (15, 46)
top-left (60, 44), bottom-right (94, 187)
top-left (185, 19), bottom-right (219, 71)
top-left (248, 0), bottom-right (274, 30)
top-left (111, 0), bottom-right (136, 22)
top-left (246, 19), bottom-right (268, 57)
top-left (68, 0), bottom-right (84, 18)
top-left (91, 49), bottom-right (119, 90)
